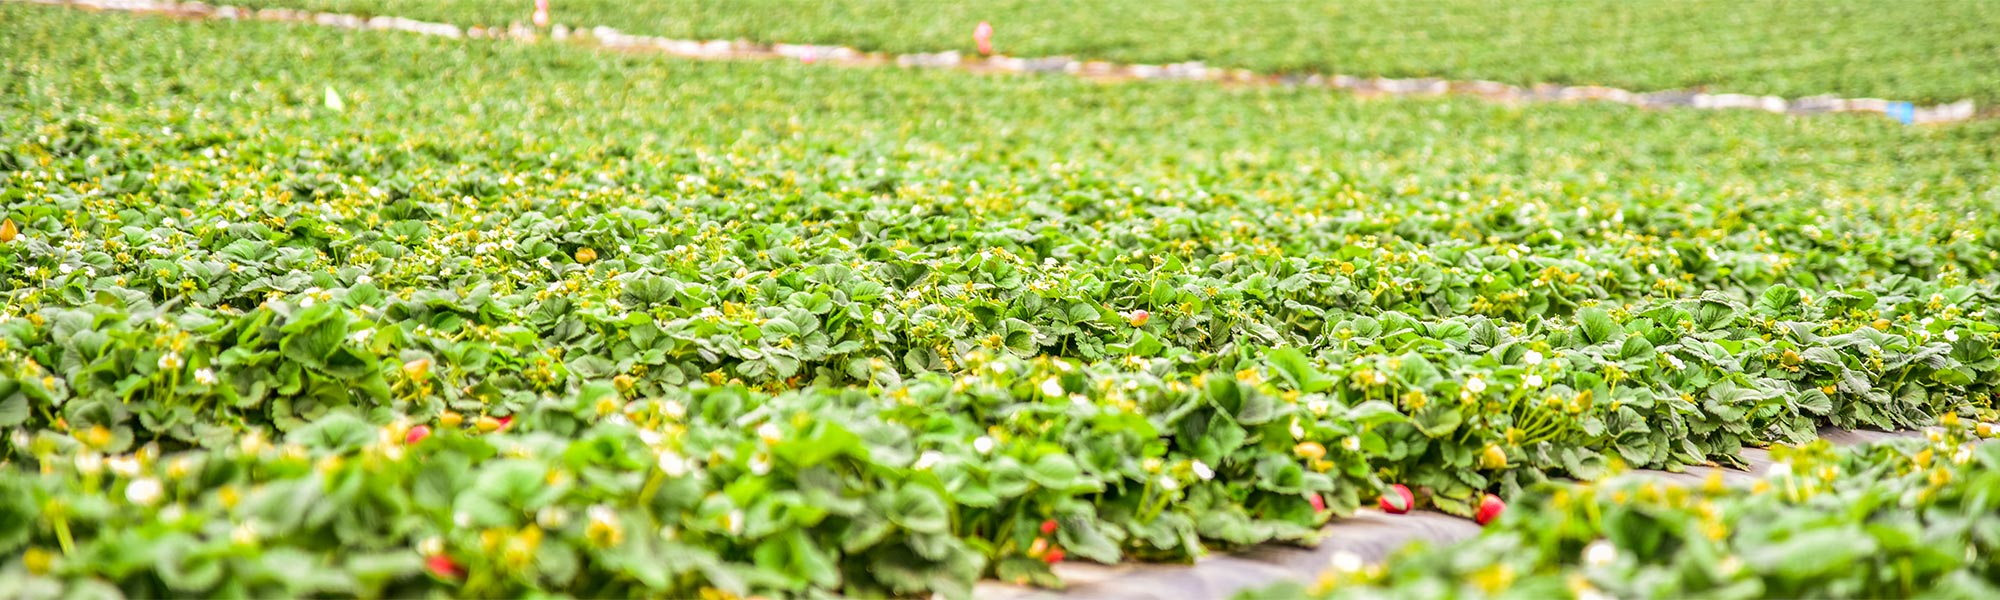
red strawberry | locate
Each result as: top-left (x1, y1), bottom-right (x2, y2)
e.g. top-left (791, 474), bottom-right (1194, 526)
top-left (426, 554), bottom-right (465, 580)
top-left (1307, 492), bottom-right (1327, 512)
top-left (496, 416), bottom-right (514, 430)
top-left (1042, 547), bottom-right (1065, 564)
top-left (1474, 494), bottom-right (1505, 526)
top-left (1040, 519), bottom-right (1059, 536)
top-left (1378, 484), bottom-right (1414, 514)
top-left (405, 425), bottom-right (432, 445)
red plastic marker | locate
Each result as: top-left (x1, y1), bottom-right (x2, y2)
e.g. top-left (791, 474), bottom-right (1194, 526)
top-left (974, 21), bottom-right (994, 56)
top-left (533, 0), bottom-right (550, 28)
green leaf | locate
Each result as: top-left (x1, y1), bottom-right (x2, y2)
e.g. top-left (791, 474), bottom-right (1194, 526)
top-left (889, 486), bottom-right (951, 534)
top-left (1579, 307), bottom-right (1620, 345)
top-left (1266, 346), bottom-right (1332, 392)
top-left (1027, 454), bottom-right (1082, 490)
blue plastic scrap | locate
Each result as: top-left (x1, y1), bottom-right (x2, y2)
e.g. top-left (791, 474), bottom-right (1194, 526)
top-left (1887, 101), bottom-right (1915, 125)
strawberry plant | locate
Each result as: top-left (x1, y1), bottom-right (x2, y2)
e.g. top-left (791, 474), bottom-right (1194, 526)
top-left (1262, 419), bottom-right (2000, 599)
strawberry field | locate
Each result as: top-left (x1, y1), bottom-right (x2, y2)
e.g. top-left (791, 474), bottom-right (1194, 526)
top-left (2, 2), bottom-right (2000, 599)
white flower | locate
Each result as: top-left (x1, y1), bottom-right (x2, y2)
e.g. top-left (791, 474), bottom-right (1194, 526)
top-left (1767, 462), bottom-right (1792, 479)
top-left (232, 521), bottom-right (261, 546)
top-left (1329, 550), bottom-right (1364, 573)
top-left (194, 368), bottom-right (218, 385)
top-left (990, 361), bottom-right (1008, 374)
top-left (1525, 374), bottom-right (1544, 388)
top-left (1523, 350), bottom-right (1543, 366)
top-left (725, 509), bottom-right (745, 535)
top-left (757, 422), bottom-right (782, 444)
top-left (973, 436), bottom-right (995, 455)
top-left (1191, 460), bottom-right (1214, 481)
top-left (1343, 436), bottom-right (1361, 452)
top-left (588, 504), bottom-right (618, 529)
top-left (1465, 376), bottom-right (1487, 394)
top-left (534, 506), bottom-right (569, 529)
top-left (637, 428), bottom-right (663, 446)
top-left (419, 536), bottom-right (445, 556)
top-left (1158, 475), bottom-right (1180, 491)
top-left (914, 450), bottom-right (944, 470)
top-left (1953, 444), bottom-right (1974, 464)
top-left (239, 430), bottom-right (267, 455)
top-left (75, 451), bottom-right (104, 475)
top-left (1583, 539), bottom-right (1618, 567)
top-left (348, 328), bottom-right (374, 345)
top-left (158, 351), bottom-right (183, 371)
top-left (108, 456), bottom-right (142, 477)
top-left (1945, 330), bottom-right (1960, 342)
top-left (1040, 376), bottom-right (1064, 397)
top-left (661, 400), bottom-right (687, 420)
top-left (657, 449), bottom-right (689, 477)
top-left (1372, 371), bottom-right (1388, 385)
top-left (748, 452), bottom-right (773, 475)
top-left (1289, 418), bottom-right (1305, 440)
top-left (125, 477), bottom-right (164, 506)
top-left (1308, 398), bottom-right (1331, 416)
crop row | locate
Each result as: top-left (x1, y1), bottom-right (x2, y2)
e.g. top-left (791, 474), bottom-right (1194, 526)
top-left (34, 0), bottom-right (1981, 124)
top-left (1, 5), bottom-right (1999, 598)
top-left (216, 0), bottom-right (2000, 105)
top-left (1259, 420), bottom-right (2000, 599)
